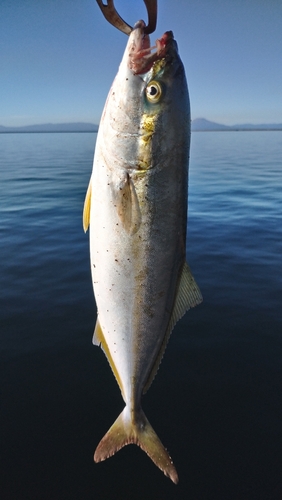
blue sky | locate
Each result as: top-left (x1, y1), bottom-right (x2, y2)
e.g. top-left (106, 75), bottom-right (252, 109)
top-left (1, 0), bottom-right (282, 127)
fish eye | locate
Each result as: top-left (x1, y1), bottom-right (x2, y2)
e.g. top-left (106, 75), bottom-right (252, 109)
top-left (145, 81), bottom-right (162, 103)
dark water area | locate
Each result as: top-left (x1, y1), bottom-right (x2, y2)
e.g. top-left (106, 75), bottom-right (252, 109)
top-left (1, 131), bottom-right (282, 499)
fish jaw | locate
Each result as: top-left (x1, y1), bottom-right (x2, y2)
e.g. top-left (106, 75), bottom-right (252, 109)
top-left (125, 20), bottom-right (170, 75)
top-left (122, 20), bottom-right (175, 76)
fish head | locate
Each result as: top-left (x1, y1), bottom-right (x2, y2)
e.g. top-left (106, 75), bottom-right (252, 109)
top-left (120, 21), bottom-right (189, 121)
top-left (100, 22), bottom-right (190, 171)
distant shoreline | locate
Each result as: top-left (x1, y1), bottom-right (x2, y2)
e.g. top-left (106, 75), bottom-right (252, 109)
top-left (0, 130), bottom-right (98, 134)
top-left (1, 129), bottom-right (281, 134)
top-left (0, 122), bottom-right (99, 134)
top-left (1, 118), bottom-right (281, 133)
top-left (192, 128), bottom-right (282, 132)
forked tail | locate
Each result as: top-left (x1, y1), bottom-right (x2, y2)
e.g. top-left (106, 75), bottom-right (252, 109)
top-left (94, 406), bottom-right (178, 484)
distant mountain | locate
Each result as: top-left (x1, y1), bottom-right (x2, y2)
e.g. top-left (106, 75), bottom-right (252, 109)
top-left (192, 118), bottom-right (230, 131)
top-left (192, 118), bottom-right (282, 131)
top-left (0, 122), bottom-right (99, 133)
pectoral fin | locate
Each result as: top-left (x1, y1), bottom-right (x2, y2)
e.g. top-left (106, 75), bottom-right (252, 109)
top-left (143, 262), bottom-right (202, 393)
top-left (112, 174), bottom-right (141, 234)
top-left (83, 179), bottom-right (92, 232)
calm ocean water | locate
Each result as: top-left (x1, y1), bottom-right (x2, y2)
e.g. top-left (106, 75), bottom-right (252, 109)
top-left (1, 131), bottom-right (282, 499)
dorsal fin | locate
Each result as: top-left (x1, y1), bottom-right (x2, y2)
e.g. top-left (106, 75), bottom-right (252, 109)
top-left (143, 262), bottom-right (203, 393)
top-left (83, 178), bottom-right (92, 232)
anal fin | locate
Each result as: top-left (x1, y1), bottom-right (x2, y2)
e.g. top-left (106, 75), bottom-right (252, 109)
top-left (92, 316), bottom-right (103, 346)
top-left (92, 318), bottom-right (125, 399)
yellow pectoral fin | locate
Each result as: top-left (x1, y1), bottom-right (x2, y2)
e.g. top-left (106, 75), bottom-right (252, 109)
top-left (143, 262), bottom-right (203, 393)
top-left (92, 318), bottom-right (125, 400)
top-left (82, 179), bottom-right (92, 232)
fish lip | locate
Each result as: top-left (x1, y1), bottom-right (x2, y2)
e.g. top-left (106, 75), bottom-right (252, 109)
top-left (128, 23), bottom-right (174, 75)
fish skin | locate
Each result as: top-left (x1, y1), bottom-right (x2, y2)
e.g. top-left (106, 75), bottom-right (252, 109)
top-left (83, 23), bottom-right (202, 483)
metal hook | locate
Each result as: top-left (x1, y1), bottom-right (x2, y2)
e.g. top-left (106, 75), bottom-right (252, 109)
top-left (96, 0), bottom-right (157, 35)
top-left (143, 0), bottom-right (157, 34)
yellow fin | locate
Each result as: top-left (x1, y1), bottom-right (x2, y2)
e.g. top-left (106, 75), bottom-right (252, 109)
top-left (94, 406), bottom-right (178, 484)
top-left (92, 318), bottom-right (125, 399)
top-left (143, 262), bottom-right (203, 393)
top-left (92, 317), bottom-right (103, 346)
top-left (82, 179), bottom-right (92, 232)
top-left (112, 174), bottom-right (141, 234)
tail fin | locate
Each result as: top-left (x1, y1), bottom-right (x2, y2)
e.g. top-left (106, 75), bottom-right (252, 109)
top-left (94, 406), bottom-right (178, 484)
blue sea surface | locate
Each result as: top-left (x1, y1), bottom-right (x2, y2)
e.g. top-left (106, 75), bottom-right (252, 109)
top-left (1, 131), bottom-right (282, 499)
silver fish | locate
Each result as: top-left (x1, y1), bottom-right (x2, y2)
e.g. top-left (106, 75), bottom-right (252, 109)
top-left (83, 10), bottom-right (202, 484)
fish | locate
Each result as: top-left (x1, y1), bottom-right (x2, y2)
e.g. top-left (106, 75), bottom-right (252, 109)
top-left (83, 20), bottom-right (202, 484)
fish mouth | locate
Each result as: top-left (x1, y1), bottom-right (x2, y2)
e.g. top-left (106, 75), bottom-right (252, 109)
top-left (128, 21), bottom-right (173, 75)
